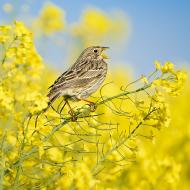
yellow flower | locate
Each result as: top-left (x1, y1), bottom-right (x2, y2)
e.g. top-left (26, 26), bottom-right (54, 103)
top-left (175, 70), bottom-right (186, 82)
top-left (80, 9), bottom-right (112, 36)
top-left (0, 25), bottom-right (11, 43)
top-left (47, 147), bottom-right (63, 162)
top-left (33, 3), bottom-right (65, 35)
top-left (14, 21), bottom-right (31, 37)
top-left (71, 8), bottom-right (128, 46)
top-left (7, 135), bottom-right (17, 146)
top-left (0, 35), bottom-right (9, 43)
top-left (141, 75), bottom-right (149, 84)
top-left (74, 162), bottom-right (95, 189)
top-left (38, 145), bottom-right (45, 158)
top-left (154, 60), bottom-right (161, 70)
top-left (0, 86), bottom-right (13, 111)
top-left (25, 92), bottom-right (48, 113)
top-left (161, 61), bottom-right (174, 73)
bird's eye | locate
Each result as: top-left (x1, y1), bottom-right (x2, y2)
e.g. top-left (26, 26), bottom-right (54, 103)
top-left (93, 49), bottom-right (98, 53)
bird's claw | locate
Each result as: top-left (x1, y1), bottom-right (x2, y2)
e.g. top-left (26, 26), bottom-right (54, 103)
top-left (87, 102), bottom-right (96, 112)
top-left (68, 110), bottom-right (77, 121)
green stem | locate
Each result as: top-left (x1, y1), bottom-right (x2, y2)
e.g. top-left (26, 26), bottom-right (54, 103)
top-left (12, 115), bottom-right (31, 189)
top-left (91, 108), bottom-right (156, 173)
top-left (5, 83), bottom-right (152, 175)
top-left (1, 36), bottom-right (17, 65)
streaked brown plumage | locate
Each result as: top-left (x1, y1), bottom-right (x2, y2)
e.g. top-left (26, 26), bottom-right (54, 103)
top-left (47, 46), bottom-right (109, 109)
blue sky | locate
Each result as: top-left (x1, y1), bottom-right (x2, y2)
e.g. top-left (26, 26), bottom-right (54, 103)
top-left (1, 0), bottom-right (190, 75)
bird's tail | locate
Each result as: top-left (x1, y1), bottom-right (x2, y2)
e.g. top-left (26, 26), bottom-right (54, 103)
top-left (43, 92), bottom-right (60, 112)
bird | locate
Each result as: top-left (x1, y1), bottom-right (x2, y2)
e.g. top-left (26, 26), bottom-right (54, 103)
top-left (47, 46), bottom-right (109, 119)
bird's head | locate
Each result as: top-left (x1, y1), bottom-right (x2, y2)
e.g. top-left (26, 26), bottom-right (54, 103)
top-left (80, 46), bottom-right (109, 61)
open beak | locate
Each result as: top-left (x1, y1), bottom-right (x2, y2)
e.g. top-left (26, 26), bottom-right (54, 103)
top-left (101, 47), bottom-right (109, 59)
top-left (102, 47), bottom-right (109, 50)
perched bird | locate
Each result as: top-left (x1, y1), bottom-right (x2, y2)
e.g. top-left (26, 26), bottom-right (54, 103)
top-left (47, 46), bottom-right (109, 117)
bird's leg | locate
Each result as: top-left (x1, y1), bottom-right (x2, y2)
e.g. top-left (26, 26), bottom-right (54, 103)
top-left (79, 98), bottom-right (96, 112)
top-left (57, 97), bottom-right (65, 113)
top-left (59, 101), bottom-right (67, 114)
top-left (65, 99), bottom-right (77, 121)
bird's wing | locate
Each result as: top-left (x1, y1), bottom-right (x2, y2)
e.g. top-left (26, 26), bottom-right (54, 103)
top-left (48, 69), bottom-right (77, 89)
top-left (48, 59), bottom-right (90, 89)
top-left (49, 59), bottom-right (106, 92)
top-left (47, 59), bottom-right (107, 104)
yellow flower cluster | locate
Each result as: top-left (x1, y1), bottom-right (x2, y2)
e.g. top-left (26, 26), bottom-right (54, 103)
top-left (112, 82), bottom-right (190, 190)
top-left (0, 25), bottom-right (11, 43)
top-left (153, 61), bottom-right (186, 96)
top-left (32, 3), bottom-right (65, 35)
top-left (0, 21), bottom-right (48, 117)
top-left (0, 21), bottom-right (187, 189)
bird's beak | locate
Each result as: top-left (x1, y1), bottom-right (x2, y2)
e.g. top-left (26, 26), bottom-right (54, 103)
top-left (102, 47), bottom-right (109, 50)
top-left (101, 47), bottom-right (109, 59)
